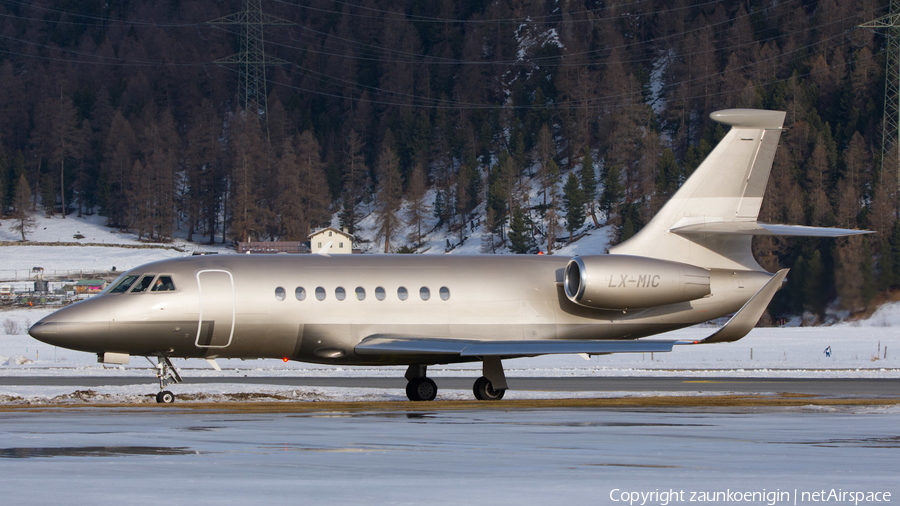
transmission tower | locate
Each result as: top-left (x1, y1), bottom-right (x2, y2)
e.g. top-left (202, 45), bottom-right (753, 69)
top-left (209, 0), bottom-right (293, 124)
top-left (861, 0), bottom-right (900, 183)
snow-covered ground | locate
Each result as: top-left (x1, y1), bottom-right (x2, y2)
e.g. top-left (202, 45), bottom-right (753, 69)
top-left (0, 213), bottom-right (233, 280)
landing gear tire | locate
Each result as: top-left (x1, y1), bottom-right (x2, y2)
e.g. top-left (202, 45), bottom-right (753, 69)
top-left (156, 390), bottom-right (175, 404)
top-left (406, 377), bottom-right (437, 401)
top-left (473, 376), bottom-right (505, 401)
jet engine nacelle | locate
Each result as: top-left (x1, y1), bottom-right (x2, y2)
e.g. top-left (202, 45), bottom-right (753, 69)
top-left (563, 255), bottom-right (711, 310)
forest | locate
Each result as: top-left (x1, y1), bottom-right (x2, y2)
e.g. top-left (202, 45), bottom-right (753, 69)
top-left (0, 0), bottom-right (893, 321)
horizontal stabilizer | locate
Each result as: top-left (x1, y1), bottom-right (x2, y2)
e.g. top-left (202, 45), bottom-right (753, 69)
top-left (697, 268), bottom-right (789, 344)
top-left (356, 336), bottom-right (676, 359)
top-left (671, 221), bottom-right (872, 237)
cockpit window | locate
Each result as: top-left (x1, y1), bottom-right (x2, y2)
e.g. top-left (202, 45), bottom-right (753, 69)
top-left (108, 275), bottom-right (139, 294)
top-left (130, 275), bottom-right (156, 293)
top-left (151, 276), bottom-right (176, 292)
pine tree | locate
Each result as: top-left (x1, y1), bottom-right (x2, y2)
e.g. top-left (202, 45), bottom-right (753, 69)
top-left (788, 254), bottom-right (808, 315)
top-left (835, 236), bottom-right (864, 312)
top-left (508, 205), bottom-right (535, 254)
top-left (655, 149), bottom-right (681, 200)
top-left (891, 220), bottom-right (900, 288)
top-left (804, 249), bottom-right (825, 315)
top-left (374, 140), bottom-right (403, 253)
top-left (545, 160), bottom-right (562, 253)
top-left (580, 147), bottom-right (599, 227)
top-left (40, 173), bottom-right (55, 217)
top-left (536, 124), bottom-right (554, 207)
top-left (11, 174), bottom-right (35, 241)
top-left (861, 238), bottom-right (876, 308)
top-left (406, 164), bottom-right (429, 248)
top-left (49, 90), bottom-right (83, 219)
top-left (486, 167), bottom-right (508, 238)
top-left (296, 131), bottom-right (330, 236)
top-left (275, 137), bottom-right (305, 240)
top-left (599, 165), bottom-right (623, 221)
top-left (563, 171), bottom-right (585, 241)
top-left (340, 130), bottom-right (367, 234)
top-left (879, 234), bottom-right (895, 291)
top-left (0, 156), bottom-right (5, 224)
top-left (433, 190), bottom-right (447, 226)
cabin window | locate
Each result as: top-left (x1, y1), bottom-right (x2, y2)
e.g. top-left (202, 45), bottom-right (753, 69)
top-left (440, 286), bottom-right (450, 301)
top-left (375, 286), bottom-right (386, 301)
top-left (295, 287), bottom-right (306, 301)
top-left (420, 287), bottom-right (430, 301)
top-left (397, 287), bottom-right (408, 301)
top-left (275, 287), bottom-right (286, 301)
top-left (335, 287), bottom-right (346, 301)
top-left (108, 275), bottom-right (139, 294)
top-left (355, 287), bottom-right (366, 301)
top-left (130, 275), bottom-right (156, 293)
top-left (315, 287), bottom-right (326, 301)
top-left (151, 276), bottom-right (176, 292)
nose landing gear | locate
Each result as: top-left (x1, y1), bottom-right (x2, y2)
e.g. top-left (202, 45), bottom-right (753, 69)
top-left (156, 390), bottom-right (175, 404)
top-left (148, 356), bottom-right (182, 403)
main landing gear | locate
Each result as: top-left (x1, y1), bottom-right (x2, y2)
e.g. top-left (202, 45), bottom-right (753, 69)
top-left (473, 376), bottom-right (505, 401)
top-left (404, 358), bottom-right (509, 402)
top-left (404, 365), bottom-right (437, 401)
top-left (147, 356), bottom-right (182, 404)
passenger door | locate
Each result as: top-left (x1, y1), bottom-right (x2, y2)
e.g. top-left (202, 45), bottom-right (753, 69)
top-left (195, 269), bottom-right (235, 348)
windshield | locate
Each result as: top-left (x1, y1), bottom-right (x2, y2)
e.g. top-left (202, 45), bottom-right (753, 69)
top-left (107, 275), bottom-right (139, 294)
top-left (130, 275), bottom-right (156, 293)
top-left (151, 275), bottom-right (176, 292)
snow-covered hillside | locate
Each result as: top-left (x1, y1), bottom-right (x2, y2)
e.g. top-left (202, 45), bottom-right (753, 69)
top-left (1, 165), bottom-right (617, 278)
top-left (0, 213), bottom-right (233, 279)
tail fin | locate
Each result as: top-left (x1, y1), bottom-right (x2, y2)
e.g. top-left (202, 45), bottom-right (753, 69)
top-left (610, 109), bottom-right (869, 271)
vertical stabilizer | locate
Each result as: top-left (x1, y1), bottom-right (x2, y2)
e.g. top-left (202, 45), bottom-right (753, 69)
top-left (610, 109), bottom-right (786, 271)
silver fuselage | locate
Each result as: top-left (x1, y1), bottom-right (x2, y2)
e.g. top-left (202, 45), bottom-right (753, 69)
top-left (29, 254), bottom-right (771, 366)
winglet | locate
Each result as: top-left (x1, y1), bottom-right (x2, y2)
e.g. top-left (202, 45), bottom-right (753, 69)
top-left (316, 240), bottom-right (333, 257)
top-left (698, 268), bottom-right (789, 344)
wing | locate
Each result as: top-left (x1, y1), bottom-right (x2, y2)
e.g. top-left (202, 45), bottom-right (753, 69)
top-left (355, 336), bottom-right (677, 361)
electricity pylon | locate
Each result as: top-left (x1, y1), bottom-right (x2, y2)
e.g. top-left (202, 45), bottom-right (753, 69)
top-left (861, 0), bottom-right (900, 182)
top-left (209, 0), bottom-right (293, 124)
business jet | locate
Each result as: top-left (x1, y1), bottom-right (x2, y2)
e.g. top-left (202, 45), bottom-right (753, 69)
top-left (28, 109), bottom-right (867, 403)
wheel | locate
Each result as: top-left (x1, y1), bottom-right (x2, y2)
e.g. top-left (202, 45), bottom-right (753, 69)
top-left (156, 390), bottom-right (175, 404)
top-left (473, 377), bottom-right (505, 401)
top-left (406, 377), bottom-right (437, 401)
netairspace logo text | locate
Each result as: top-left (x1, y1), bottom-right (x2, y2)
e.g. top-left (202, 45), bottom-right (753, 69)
top-left (609, 488), bottom-right (892, 506)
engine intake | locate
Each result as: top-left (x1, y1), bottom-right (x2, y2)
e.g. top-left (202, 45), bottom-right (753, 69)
top-left (564, 255), bottom-right (710, 310)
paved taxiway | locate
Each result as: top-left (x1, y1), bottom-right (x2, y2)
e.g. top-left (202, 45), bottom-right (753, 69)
top-left (2, 376), bottom-right (899, 397)
top-left (1, 405), bottom-right (897, 505)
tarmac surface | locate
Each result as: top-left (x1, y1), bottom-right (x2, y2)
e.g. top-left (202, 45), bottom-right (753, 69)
top-left (1, 404), bottom-right (898, 505)
top-left (2, 376), bottom-right (899, 397)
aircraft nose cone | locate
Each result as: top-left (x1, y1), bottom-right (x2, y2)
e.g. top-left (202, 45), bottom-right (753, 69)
top-left (28, 320), bottom-right (52, 341)
top-left (28, 299), bottom-right (109, 352)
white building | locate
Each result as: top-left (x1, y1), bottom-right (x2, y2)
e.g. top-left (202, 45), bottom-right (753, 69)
top-left (308, 227), bottom-right (355, 254)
